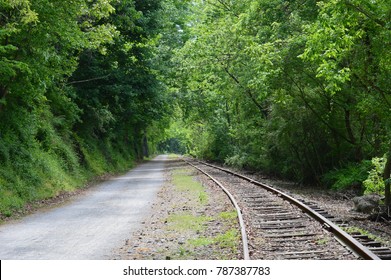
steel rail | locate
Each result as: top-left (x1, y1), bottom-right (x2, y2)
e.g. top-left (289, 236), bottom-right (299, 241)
top-left (194, 159), bottom-right (381, 260)
top-left (183, 159), bottom-right (251, 260)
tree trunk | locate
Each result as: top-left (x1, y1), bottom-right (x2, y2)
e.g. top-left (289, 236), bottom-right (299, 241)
top-left (142, 133), bottom-right (149, 158)
top-left (133, 128), bottom-right (142, 160)
top-left (225, 99), bottom-right (231, 127)
top-left (344, 108), bottom-right (362, 161)
top-left (0, 86), bottom-right (8, 112)
top-left (383, 150), bottom-right (391, 210)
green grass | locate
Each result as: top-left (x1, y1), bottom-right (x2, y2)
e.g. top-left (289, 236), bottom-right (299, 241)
top-left (172, 168), bottom-right (209, 205)
top-left (215, 229), bottom-right (239, 249)
top-left (187, 229), bottom-right (239, 252)
top-left (344, 226), bottom-right (385, 243)
top-left (165, 167), bottom-right (240, 259)
top-left (316, 237), bottom-right (329, 245)
top-left (184, 211), bottom-right (239, 254)
top-left (167, 168), bottom-right (212, 232)
top-left (167, 154), bottom-right (180, 159)
top-left (188, 237), bottom-right (214, 247)
top-left (220, 211), bottom-right (238, 220)
top-left (0, 189), bottom-right (24, 217)
top-left (167, 214), bottom-right (212, 232)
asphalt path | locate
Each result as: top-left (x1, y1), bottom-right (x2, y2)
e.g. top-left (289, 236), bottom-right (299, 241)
top-left (0, 155), bottom-right (167, 259)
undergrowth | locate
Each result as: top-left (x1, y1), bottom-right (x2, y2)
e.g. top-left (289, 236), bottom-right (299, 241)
top-left (322, 160), bottom-right (372, 192)
top-left (0, 133), bottom-right (136, 219)
top-left (322, 158), bottom-right (388, 196)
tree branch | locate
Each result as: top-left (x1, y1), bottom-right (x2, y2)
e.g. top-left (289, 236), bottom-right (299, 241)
top-left (67, 74), bottom-right (111, 85)
top-left (287, 74), bottom-right (355, 145)
top-left (223, 67), bottom-right (268, 118)
top-left (353, 73), bottom-right (391, 108)
top-left (344, 0), bottom-right (388, 29)
top-left (206, 0), bottom-right (239, 17)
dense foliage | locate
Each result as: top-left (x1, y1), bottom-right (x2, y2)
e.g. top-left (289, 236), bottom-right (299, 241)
top-left (168, 0), bottom-right (391, 206)
top-left (1, 0), bottom-right (391, 217)
top-left (0, 0), bottom-right (171, 216)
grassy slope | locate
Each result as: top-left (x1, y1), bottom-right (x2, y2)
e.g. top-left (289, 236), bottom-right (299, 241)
top-left (0, 135), bottom-right (137, 219)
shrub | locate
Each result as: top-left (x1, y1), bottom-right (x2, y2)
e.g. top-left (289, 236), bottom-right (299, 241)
top-left (363, 157), bottom-right (385, 195)
top-left (225, 153), bottom-right (248, 169)
top-left (322, 160), bottom-right (372, 191)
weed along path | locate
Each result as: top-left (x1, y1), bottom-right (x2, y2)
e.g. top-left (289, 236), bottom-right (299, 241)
top-left (0, 155), bottom-right (167, 260)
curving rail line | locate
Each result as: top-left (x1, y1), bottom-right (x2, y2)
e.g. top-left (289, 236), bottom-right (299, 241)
top-left (185, 160), bottom-right (250, 260)
top-left (184, 158), bottom-right (381, 260)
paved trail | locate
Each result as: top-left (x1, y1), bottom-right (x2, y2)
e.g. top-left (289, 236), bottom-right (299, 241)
top-left (0, 155), bottom-right (167, 260)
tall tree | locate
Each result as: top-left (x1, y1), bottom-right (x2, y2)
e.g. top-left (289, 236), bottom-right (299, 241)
top-left (302, 0), bottom-right (391, 205)
top-left (0, 0), bottom-right (172, 215)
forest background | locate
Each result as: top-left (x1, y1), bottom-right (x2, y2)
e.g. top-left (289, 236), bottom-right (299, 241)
top-left (1, 0), bottom-right (390, 217)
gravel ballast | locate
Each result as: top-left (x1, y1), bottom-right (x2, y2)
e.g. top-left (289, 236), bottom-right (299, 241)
top-left (114, 157), bottom-right (391, 260)
top-left (114, 159), bottom-right (242, 260)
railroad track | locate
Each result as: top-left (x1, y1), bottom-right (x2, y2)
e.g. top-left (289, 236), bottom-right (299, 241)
top-left (184, 158), bottom-right (391, 260)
